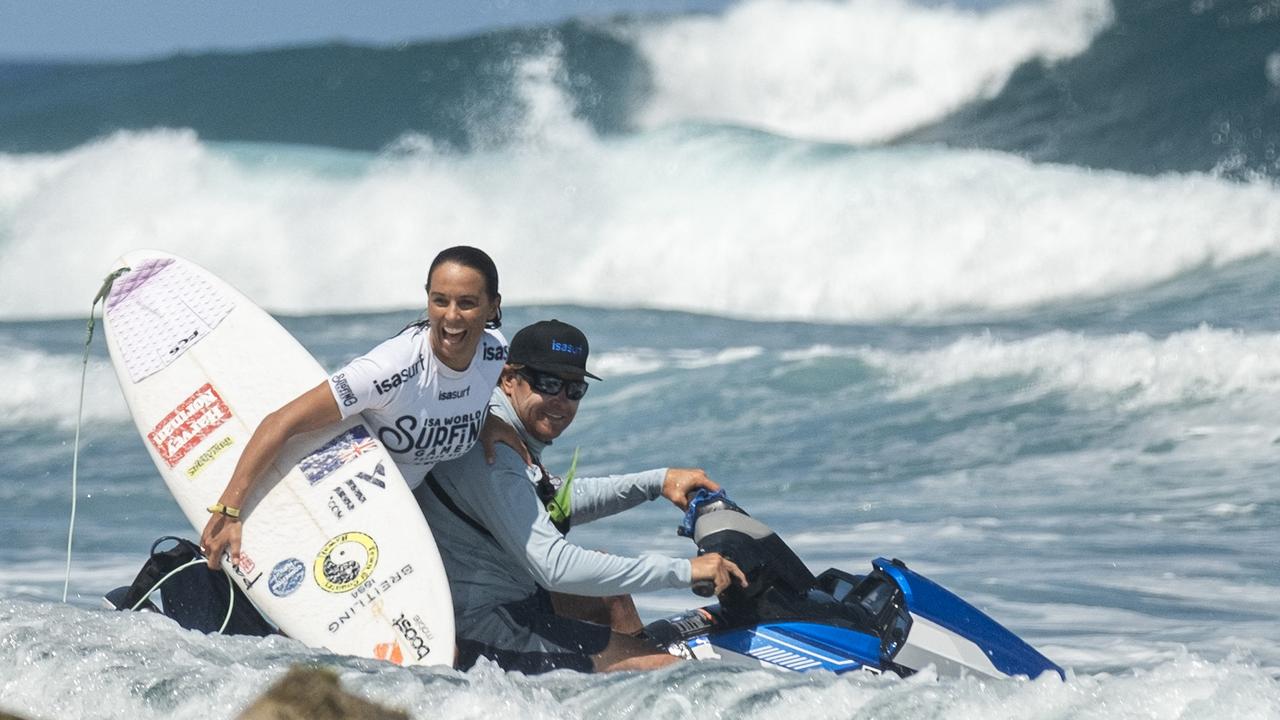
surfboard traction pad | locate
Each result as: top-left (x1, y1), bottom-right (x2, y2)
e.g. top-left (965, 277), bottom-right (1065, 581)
top-left (106, 256), bottom-right (234, 384)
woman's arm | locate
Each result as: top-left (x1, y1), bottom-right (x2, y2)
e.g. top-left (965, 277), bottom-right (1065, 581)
top-left (199, 381), bottom-right (342, 569)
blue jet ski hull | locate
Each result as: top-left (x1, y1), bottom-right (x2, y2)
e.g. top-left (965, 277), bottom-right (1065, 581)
top-left (644, 492), bottom-right (1063, 679)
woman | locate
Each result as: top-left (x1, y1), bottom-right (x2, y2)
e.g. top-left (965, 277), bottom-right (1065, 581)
top-left (200, 246), bottom-right (517, 569)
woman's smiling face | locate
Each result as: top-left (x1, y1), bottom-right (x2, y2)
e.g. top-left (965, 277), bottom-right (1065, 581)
top-left (426, 261), bottom-right (499, 371)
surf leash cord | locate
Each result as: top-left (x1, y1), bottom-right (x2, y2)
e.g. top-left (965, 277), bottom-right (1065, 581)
top-left (64, 267), bottom-right (130, 604)
top-left (129, 557), bottom-right (237, 634)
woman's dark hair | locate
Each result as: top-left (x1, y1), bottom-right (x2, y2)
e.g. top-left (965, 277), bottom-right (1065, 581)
top-left (403, 245), bottom-right (502, 334)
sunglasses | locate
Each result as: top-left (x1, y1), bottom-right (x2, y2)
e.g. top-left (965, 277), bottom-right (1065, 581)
top-left (518, 368), bottom-right (589, 401)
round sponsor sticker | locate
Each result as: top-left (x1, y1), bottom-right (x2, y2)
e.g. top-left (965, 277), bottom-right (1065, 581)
top-left (268, 558), bottom-right (307, 598)
top-left (313, 532), bottom-right (379, 593)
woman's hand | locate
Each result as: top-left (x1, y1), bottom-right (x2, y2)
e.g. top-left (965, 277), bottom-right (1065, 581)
top-left (481, 413), bottom-right (531, 465)
top-left (690, 552), bottom-right (748, 595)
top-left (200, 512), bottom-right (242, 570)
top-left (661, 468), bottom-right (720, 510)
top-left (199, 382), bottom-right (340, 570)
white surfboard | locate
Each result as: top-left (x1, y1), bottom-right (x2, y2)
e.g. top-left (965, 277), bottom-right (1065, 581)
top-left (101, 250), bottom-right (453, 667)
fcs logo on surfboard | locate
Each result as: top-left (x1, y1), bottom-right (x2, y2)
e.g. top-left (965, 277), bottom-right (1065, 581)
top-left (314, 532), bottom-right (379, 593)
top-left (167, 328), bottom-right (200, 357)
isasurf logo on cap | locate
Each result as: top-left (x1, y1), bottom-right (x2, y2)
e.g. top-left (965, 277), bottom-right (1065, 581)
top-left (551, 339), bottom-right (582, 355)
top-left (508, 319), bottom-right (602, 380)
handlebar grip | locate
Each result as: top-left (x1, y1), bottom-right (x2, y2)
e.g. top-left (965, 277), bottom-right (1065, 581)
top-left (691, 580), bottom-right (715, 597)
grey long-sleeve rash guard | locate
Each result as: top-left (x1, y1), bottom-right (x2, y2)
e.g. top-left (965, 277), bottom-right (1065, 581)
top-left (416, 388), bottom-right (693, 626)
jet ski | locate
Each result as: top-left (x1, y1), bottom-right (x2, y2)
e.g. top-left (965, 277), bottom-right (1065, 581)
top-left (642, 490), bottom-right (1064, 679)
top-left (105, 493), bottom-right (1062, 680)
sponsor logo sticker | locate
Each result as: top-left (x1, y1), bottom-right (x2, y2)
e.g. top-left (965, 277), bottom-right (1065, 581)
top-left (268, 558), bottom-right (307, 598)
top-left (185, 436), bottom-right (235, 479)
top-left (327, 461), bottom-right (388, 519)
top-left (326, 564), bottom-right (414, 634)
top-left (148, 384), bottom-right (233, 468)
top-left (393, 613), bottom-right (433, 660)
top-left (374, 640), bottom-right (404, 665)
top-left (167, 328), bottom-right (201, 357)
top-left (314, 532), bottom-right (379, 593)
top-left (222, 550), bottom-right (263, 591)
top-left (300, 426), bottom-right (378, 486)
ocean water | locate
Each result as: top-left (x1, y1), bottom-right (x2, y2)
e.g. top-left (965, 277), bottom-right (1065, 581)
top-left (2, 0), bottom-right (1279, 718)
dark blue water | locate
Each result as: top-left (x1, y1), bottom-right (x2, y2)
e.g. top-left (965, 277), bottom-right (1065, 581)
top-left (2, 0), bottom-right (1277, 178)
top-left (901, 0), bottom-right (1280, 178)
top-left (0, 23), bottom-right (647, 154)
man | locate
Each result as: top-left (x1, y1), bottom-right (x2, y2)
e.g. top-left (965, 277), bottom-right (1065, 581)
top-left (416, 319), bottom-right (746, 673)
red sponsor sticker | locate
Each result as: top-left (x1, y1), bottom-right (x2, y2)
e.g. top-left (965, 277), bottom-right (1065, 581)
top-left (374, 641), bottom-right (404, 665)
top-left (148, 383), bottom-right (233, 467)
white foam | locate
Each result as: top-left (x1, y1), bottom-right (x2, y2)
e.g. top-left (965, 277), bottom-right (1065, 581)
top-left (1206, 502), bottom-right (1258, 516)
top-left (823, 326), bottom-right (1280, 408)
top-left (465, 37), bottom-right (599, 153)
top-left (3, 598), bottom-right (1277, 720)
top-left (1266, 51), bottom-right (1280, 88)
top-left (508, 41), bottom-right (599, 152)
top-left (3, 130), bottom-right (1280, 321)
top-left (630, 0), bottom-right (1114, 143)
top-left (592, 346), bottom-right (764, 376)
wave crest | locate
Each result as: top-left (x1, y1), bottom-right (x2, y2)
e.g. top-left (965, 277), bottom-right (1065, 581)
top-left (631, 0), bottom-right (1114, 142)
top-left (3, 131), bottom-right (1279, 321)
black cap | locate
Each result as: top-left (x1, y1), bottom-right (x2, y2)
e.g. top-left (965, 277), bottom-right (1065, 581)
top-left (508, 319), bottom-right (602, 380)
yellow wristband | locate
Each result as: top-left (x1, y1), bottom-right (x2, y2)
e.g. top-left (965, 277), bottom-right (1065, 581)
top-left (207, 502), bottom-right (241, 519)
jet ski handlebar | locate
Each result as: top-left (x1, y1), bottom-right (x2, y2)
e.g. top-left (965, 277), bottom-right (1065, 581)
top-left (680, 490), bottom-right (816, 601)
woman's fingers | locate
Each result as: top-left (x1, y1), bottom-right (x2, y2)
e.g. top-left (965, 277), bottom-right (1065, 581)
top-left (200, 517), bottom-right (242, 570)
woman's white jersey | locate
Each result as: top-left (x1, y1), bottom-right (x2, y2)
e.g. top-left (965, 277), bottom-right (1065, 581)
top-left (327, 325), bottom-right (507, 488)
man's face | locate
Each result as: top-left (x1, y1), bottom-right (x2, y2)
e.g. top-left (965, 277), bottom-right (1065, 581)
top-left (501, 367), bottom-right (584, 443)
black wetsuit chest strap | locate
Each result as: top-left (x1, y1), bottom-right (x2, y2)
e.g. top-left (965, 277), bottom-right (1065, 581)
top-left (425, 471), bottom-right (495, 540)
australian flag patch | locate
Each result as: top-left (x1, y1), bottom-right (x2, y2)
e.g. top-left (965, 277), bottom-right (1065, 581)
top-left (300, 426), bottom-right (378, 485)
